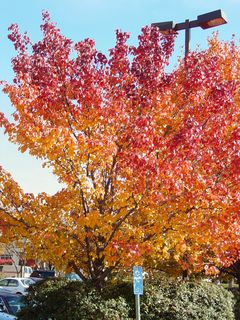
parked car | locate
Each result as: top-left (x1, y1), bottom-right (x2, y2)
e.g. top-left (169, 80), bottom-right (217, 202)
top-left (0, 313), bottom-right (16, 320)
top-left (0, 290), bottom-right (24, 315)
top-left (30, 269), bottom-right (55, 282)
top-left (65, 273), bottom-right (82, 281)
top-left (0, 278), bottom-right (34, 295)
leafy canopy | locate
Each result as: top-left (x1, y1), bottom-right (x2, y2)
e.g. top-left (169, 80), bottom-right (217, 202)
top-left (0, 12), bottom-right (239, 284)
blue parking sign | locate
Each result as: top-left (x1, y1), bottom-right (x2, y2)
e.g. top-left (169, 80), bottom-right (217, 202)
top-left (133, 266), bottom-right (143, 295)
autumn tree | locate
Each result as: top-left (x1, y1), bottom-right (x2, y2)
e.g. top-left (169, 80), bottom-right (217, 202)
top-left (0, 12), bottom-right (239, 286)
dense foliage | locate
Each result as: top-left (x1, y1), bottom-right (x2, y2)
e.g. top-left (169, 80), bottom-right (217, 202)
top-left (0, 11), bottom-right (239, 285)
top-left (17, 277), bottom-right (235, 320)
top-left (17, 279), bottom-right (130, 320)
top-left (141, 279), bottom-right (234, 320)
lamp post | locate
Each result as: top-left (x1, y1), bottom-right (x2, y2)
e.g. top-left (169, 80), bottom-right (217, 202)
top-left (152, 9), bottom-right (227, 57)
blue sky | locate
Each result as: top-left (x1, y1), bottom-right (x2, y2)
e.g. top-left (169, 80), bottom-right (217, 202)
top-left (0, 0), bottom-right (239, 194)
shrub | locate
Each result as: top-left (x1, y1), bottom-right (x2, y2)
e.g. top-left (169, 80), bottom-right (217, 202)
top-left (140, 278), bottom-right (234, 320)
top-left (17, 278), bottom-right (130, 320)
top-left (17, 276), bottom-right (235, 320)
top-left (104, 275), bottom-right (235, 320)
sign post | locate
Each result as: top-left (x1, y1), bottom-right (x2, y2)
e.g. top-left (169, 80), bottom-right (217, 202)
top-left (133, 266), bottom-right (143, 320)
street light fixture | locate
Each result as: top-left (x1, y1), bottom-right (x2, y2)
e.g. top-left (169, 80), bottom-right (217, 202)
top-left (152, 9), bottom-right (227, 56)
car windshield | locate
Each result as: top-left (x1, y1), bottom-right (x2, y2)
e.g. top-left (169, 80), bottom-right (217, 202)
top-left (5, 296), bottom-right (24, 315)
top-left (20, 279), bottom-right (34, 286)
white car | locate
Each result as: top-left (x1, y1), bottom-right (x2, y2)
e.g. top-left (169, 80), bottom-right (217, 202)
top-left (0, 313), bottom-right (16, 320)
top-left (0, 278), bottom-right (34, 295)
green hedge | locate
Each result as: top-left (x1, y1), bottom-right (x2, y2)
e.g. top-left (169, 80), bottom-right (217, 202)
top-left (141, 279), bottom-right (234, 320)
top-left (17, 278), bottom-right (130, 320)
top-left (106, 277), bottom-right (235, 320)
top-left (17, 277), bottom-right (235, 320)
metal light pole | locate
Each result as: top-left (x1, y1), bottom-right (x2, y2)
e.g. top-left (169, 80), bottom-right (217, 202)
top-left (152, 9), bottom-right (227, 57)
